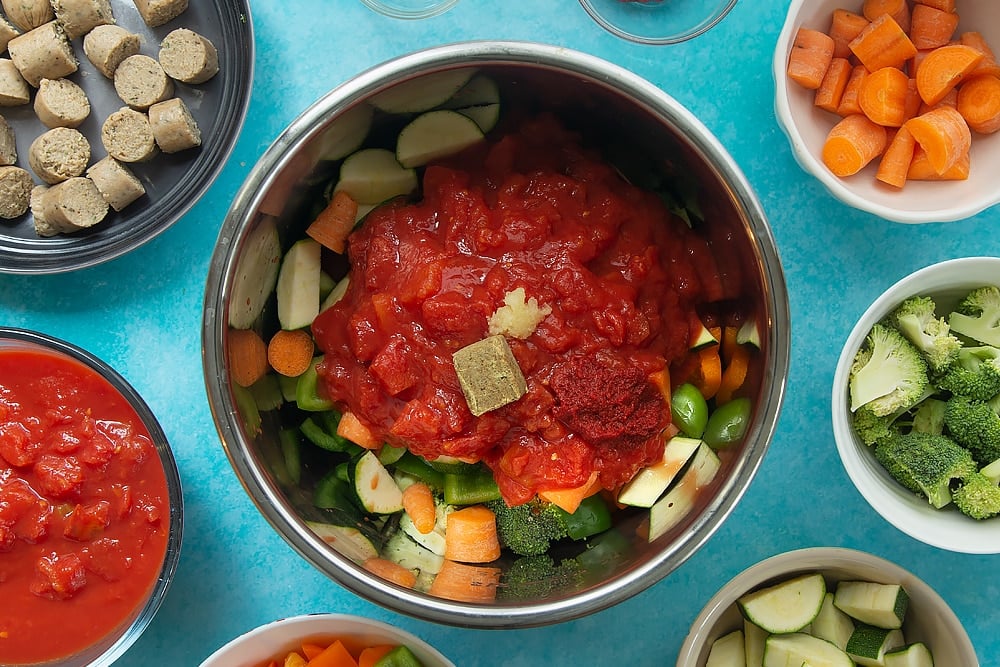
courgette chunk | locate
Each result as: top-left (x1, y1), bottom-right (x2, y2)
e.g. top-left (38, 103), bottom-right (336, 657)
top-left (738, 573), bottom-right (826, 634)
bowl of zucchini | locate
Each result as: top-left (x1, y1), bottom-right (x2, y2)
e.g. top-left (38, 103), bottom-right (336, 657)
top-left (676, 547), bottom-right (978, 666)
top-left (202, 41), bottom-right (789, 627)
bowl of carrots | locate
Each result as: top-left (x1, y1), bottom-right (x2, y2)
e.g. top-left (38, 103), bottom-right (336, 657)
top-left (774, 0), bottom-right (1000, 223)
top-left (203, 42), bottom-right (789, 628)
top-left (199, 613), bottom-right (455, 667)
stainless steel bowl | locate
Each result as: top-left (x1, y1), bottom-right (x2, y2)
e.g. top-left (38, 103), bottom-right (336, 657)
top-left (203, 41), bottom-right (789, 628)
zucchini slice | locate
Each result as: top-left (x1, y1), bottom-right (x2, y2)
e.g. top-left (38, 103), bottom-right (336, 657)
top-left (618, 436), bottom-right (702, 508)
top-left (707, 629), bottom-right (747, 667)
top-left (744, 618), bottom-right (767, 667)
top-left (738, 573), bottom-right (827, 634)
top-left (811, 592), bottom-right (855, 651)
top-left (314, 103), bottom-right (373, 161)
top-left (884, 643), bottom-right (934, 667)
top-left (846, 624), bottom-right (905, 667)
top-left (443, 74), bottom-right (501, 132)
top-left (227, 215), bottom-right (281, 329)
top-left (833, 581), bottom-right (909, 630)
top-left (369, 68), bottom-right (476, 114)
top-left (395, 109), bottom-right (485, 169)
top-left (275, 238), bottom-right (322, 331)
top-left (334, 148), bottom-right (418, 205)
top-left (306, 521), bottom-right (378, 565)
top-left (353, 450), bottom-right (404, 514)
top-left (647, 442), bottom-right (720, 541)
top-left (763, 633), bottom-right (854, 667)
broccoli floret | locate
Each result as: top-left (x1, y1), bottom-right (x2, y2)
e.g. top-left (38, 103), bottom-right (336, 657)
top-left (982, 457), bottom-right (1000, 485)
top-left (949, 285), bottom-right (1000, 347)
top-left (850, 324), bottom-right (930, 417)
top-left (853, 404), bottom-right (899, 446)
top-left (952, 472), bottom-right (1000, 520)
top-left (889, 296), bottom-right (961, 374)
top-left (487, 497), bottom-right (568, 557)
top-left (943, 394), bottom-right (1000, 466)
top-left (497, 554), bottom-right (583, 599)
top-left (873, 432), bottom-right (977, 508)
top-left (912, 397), bottom-right (948, 435)
top-left (937, 346), bottom-right (1000, 400)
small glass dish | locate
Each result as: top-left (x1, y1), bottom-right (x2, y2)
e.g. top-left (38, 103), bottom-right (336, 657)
top-left (578, 0), bottom-right (738, 45)
top-left (359, 0), bottom-right (459, 19)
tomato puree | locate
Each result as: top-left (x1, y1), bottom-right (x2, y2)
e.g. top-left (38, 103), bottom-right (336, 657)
top-left (313, 115), bottom-right (717, 504)
top-left (0, 348), bottom-right (170, 665)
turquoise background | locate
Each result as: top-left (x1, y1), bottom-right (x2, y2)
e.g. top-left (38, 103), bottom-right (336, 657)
top-left (1, 1), bottom-right (998, 665)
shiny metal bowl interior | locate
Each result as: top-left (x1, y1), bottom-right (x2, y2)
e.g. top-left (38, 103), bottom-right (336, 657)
top-left (203, 41), bottom-right (789, 628)
top-left (0, 328), bottom-right (184, 666)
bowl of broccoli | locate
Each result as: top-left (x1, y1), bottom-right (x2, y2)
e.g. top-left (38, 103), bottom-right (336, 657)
top-left (833, 255), bottom-right (1000, 553)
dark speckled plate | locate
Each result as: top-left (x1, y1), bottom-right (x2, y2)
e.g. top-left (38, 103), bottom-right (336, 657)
top-left (0, 0), bottom-right (253, 274)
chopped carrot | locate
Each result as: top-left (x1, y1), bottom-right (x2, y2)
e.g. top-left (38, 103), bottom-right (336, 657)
top-left (228, 328), bottom-right (269, 387)
top-left (849, 13), bottom-right (917, 71)
top-left (862, 0), bottom-right (910, 34)
top-left (837, 65), bottom-right (870, 116)
top-left (267, 328), bottom-right (315, 377)
top-left (903, 78), bottom-right (923, 121)
top-left (959, 32), bottom-right (1000, 79)
top-left (716, 344), bottom-right (751, 405)
top-left (787, 27), bottom-right (836, 90)
top-left (690, 345), bottom-right (723, 400)
top-left (909, 3), bottom-right (959, 50)
top-left (285, 654), bottom-right (308, 667)
top-left (957, 74), bottom-right (1000, 134)
top-left (917, 86), bottom-right (957, 114)
top-left (907, 143), bottom-right (970, 179)
top-left (305, 640), bottom-right (358, 667)
top-left (822, 113), bottom-right (888, 177)
top-left (444, 505), bottom-right (500, 563)
top-left (829, 8), bottom-right (870, 59)
top-left (302, 644), bottom-right (326, 660)
top-left (815, 57), bottom-right (853, 113)
top-left (648, 367), bottom-right (671, 406)
top-left (358, 646), bottom-right (395, 667)
top-left (915, 0), bottom-right (955, 12)
top-left (915, 43), bottom-right (984, 105)
top-left (858, 66), bottom-right (911, 126)
top-left (306, 190), bottom-right (358, 254)
top-left (538, 470), bottom-right (601, 515)
top-left (904, 105), bottom-right (971, 174)
top-left (336, 411), bottom-right (381, 449)
top-left (428, 559), bottom-right (500, 603)
top-left (401, 481), bottom-right (436, 534)
top-left (720, 325), bottom-right (740, 366)
top-left (362, 557), bottom-right (417, 588)
top-left (876, 125), bottom-right (917, 187)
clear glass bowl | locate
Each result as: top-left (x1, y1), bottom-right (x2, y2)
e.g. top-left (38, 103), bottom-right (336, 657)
top-left (578, 0), bottom-right (738, 45)
top-left (359, 0), bottom-right (460, 19)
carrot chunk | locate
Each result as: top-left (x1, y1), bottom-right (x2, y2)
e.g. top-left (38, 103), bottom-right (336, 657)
top-left (915, 43), bottom-right (984, 105)
top-left (815, 57), bottom-right (853, 113)
top-left (837, 65), bottom-right (870, 116)
top-left (822, 113), bottom-right (888, 177)
top-left (849, 13), bottom-right (917, 71)
top-left (862, 0), bottom-right (911, 34)
top-left (909, 3), bottom-right (959, 50)
top-left (914, 0), bottom-right (955, 12)
top-left (305, 640), bottom-right (358, 667)
top-left (401, 481), bottom-right (436, 534)
top-left (829, 9), bottom-right (870, 59)
top-left (306, 190), bottom-right (359, 254)
top-left (876, 126), bottom-right (917, 187)
top-left (538, 470), bottom-right (601, 515)
top-left (362, 557), bottom-right (417, 589)
top-left (336, 411), bottom-right (381, 449)
top-left (428, 559), bottom-right (500, 603)
top-left (907, 144), bottom-right (969, 180)
top-left (859, 66), bottom-right (911, 126)
top-left (444, 505), bottom-right (500, 563)
top-left (957, 74), bottom-right (1000, 134)
top-left (904, 105), bottom-right (971, 174)
top-left (267, 328), bottom-right (315, 377)
top-left (959, 32), bottom-right (1000, 80)
top-left (788, 27), bottom-right (836, 90)
top-left (228, 328), bottom-right (269, 387)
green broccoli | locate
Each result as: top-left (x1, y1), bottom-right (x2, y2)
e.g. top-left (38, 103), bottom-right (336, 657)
top-left (497, 554), bottom-right (583, 599)
top-left (850, 324), bottom-right (930, 417)
top-left (943, 394), bottom-right (1000, 466)
top-left (952, 472), bottom-right (1000, 520)
top-left (853, 404), bottom-right (899, 446)
top-left (889, 295), bottom-right (961, 374)
top-left (487, 497), bottom-right (568, 557)
top-left (937, 345), bottom-right (1000, 400)
top-left (911, 397), bottom-right (948, 435)
top-left (872, 431), bottom-right (977, 508)
top-left (949, 285), bottom-right (1000, 348)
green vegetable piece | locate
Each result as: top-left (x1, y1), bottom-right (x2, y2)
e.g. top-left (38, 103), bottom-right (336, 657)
top-left (393, 453), bottom-right (445, 490)
top-left (889, 295), bottom-right (961, 374)
top-left (300, 415), bottom-right (359, 454)
top-left (232, 383), bottom-right (262, 437)
top-left (296, 356), bottom-right (334, 411)
top-left (498, 554), bottom-right (583, 599)
top-left (373, 645), bottom-right (425, 667)
top-left (443, 467), bottom-right (501, 505)
top-left (278, 427), bottom-right (302, 485)
top-left (953, 471), bottom-right (1000, 520)
top-left (849, 324), bottom-right (929, 416)
top-left (556, 493), bottom-right (612, 540)
top-left (671, 383), bottom-right (709, 438)
top-left (378, 443), bottom-right (407, 465)
top-left (948, 285), bottom-right (1000, 348)
top-left (703, 397), bottom-right (752, 449)
top-left (873, 432), bottom-right (976, 508)
top-left (575, 528), bottom-right (632, 578)
top-left (248, 373), bottom-right (283, 411)
top-left (487, 497), bottom-right (567, 557)
top-left (943, 394), bottom-right (1000, 466)
top-left (313, 469), bottom-right (360, 517)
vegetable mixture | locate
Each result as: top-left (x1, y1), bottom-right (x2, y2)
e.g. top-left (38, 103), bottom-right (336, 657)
top-left (227, 69), bottom-right (760, 601)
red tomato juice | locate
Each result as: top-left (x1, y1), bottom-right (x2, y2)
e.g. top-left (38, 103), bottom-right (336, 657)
top-left (0, 347), bottom-right (170, 665)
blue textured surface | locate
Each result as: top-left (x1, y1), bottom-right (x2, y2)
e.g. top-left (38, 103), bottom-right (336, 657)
top-left (1, 1), bottom-right (999, 665)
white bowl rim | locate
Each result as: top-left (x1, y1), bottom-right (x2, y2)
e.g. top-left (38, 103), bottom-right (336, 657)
top-left (772, 0), bottom-right (1000, 224)
top-left (832, 256), bottom-right (1000, 554)
top-left (675, 546), bottom-right (978, 666)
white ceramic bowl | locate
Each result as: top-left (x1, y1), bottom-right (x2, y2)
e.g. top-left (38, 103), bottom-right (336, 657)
top-left (675, 547), bottom-right (979, 666)
top-left (773, 0), bottom-right (1000, 223)
top-left (832, 256), bottom-right (1000, 553)
top-left (199, 614), bottom-right (454, 667)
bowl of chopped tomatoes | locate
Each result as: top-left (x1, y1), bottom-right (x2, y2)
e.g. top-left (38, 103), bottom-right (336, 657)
top-left (774, 0), bottom-right (1000, 223)
top-left (203, 41), bottom-right (789, 627)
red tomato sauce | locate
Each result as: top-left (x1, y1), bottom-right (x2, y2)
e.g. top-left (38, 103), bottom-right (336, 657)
top-left (313, 115), bottom-right (717, 504)
top-left (0, 348), bottom-right (170, 665)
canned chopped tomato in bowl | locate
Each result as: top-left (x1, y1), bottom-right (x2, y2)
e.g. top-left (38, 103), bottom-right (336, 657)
top-left (203, 42), bottom-right (789, 628)
top-left (0, 328), bottom-right (183, 666)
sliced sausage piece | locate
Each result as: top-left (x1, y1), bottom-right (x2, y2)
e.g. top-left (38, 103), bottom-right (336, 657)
top-left (34, 77), bottom-right (90, 128)
top-left (86, 156), bottom-right (144, 211)
top-left (0, 15), bottom-right (19, 54)
top-left (0, 165), bottom-right (32, 218)
top-left (28, 126), bottom-right (90, 184)
top-left (82, 24), bottom-right (140, 78)
top-left (113, 53), bottom-right (172, 110)
top-left (1, 0), bottom-right (54, 33)
top-left (148, 97), bottom-right (200, 153)
top-left (7, 21), bottom-right (77, 87)
top-left (50, 0), bottom-right (114, 40)
top-left (32, 176), bottom-right (108, 232)
top-left (131, 0), bottom-right (188, 28)
top-left (0, 113), bottom-right (15, 164)
top-left (0, 57), bottom-right (30, 105)
top-left (101, 106), bottom-right (157, 162)
top-left (158, 27), bottom-right (218, 84)
top-left (30, 184), bottom-right (61, 236)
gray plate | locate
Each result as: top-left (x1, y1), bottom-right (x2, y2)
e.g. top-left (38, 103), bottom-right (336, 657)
top-left (0, 0), bottom-right (253, 274)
